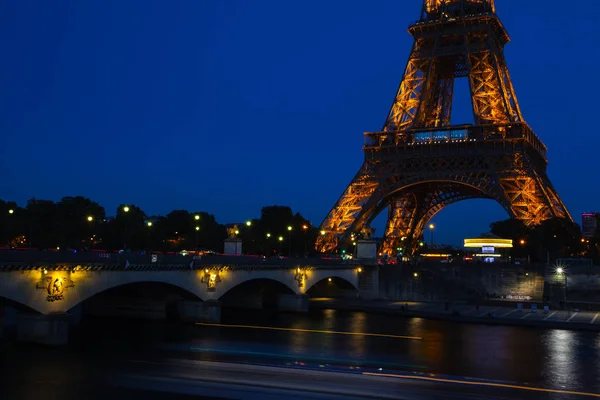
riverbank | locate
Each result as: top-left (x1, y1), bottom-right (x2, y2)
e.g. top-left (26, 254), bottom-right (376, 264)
top-left (310, 298), bottom-right (600, 331)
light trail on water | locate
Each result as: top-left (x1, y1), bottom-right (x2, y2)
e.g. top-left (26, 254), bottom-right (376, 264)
top-left (364, 372), bottom-right (600, 398)
top-left (195, 322), bottom-right (422, 340)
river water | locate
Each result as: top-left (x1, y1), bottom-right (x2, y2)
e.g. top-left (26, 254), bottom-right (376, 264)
top-left (1, 308), bottom-right (600, 398)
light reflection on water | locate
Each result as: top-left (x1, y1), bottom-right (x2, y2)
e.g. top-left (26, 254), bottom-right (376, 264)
top-left (6, 308), bottom-right (598, 394)
top-left (206, 309), bottom-right (600, 392)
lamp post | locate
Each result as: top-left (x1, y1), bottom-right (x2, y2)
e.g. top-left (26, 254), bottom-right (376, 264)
top-left (556, 266), bottom-right (568, 313)
top-left (287, 226), bottom-right (292, 257)
top-left (429, 223), bottom-right (435, 246)
top-left (7, 209), bottom-right (14, 249)
top-left (302, 224), bottom-right (308, 256)
top-left (278, 236), bottom-right (284, 255)
top-left (266, 233), bottom-right (271, 255)
top-left (146, 221), bottom-right (153, 250)
top-left (86, 215), bottom-right (94, 250)
top-left (123, 206), bottom-right (130, 250)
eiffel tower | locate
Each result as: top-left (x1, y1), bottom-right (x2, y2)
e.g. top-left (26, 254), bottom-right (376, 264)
top-left (316, 0), bottom-right (571, 256)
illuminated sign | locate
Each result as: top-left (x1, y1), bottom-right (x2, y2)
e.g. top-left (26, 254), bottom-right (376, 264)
top-left (464, 238), bottom-right (512, 248)
top-left (482, 246), bottom-right (495, 253)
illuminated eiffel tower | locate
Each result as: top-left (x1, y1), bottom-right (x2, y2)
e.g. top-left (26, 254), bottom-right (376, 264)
top-left (317, 0), bottom-right (571, 256)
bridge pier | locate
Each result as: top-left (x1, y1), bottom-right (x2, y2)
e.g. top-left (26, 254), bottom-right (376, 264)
top-left (177, 300), bottom-right (221, 323)
top-left (17, 312), bottom-right (69, 346)
top-left (277, 294), bottom-right (308, 313)
top-left (358, 266), bottom-right (380, 300)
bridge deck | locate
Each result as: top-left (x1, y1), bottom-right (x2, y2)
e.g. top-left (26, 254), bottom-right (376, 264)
top-left (0, 251), bottom-right (366, 271)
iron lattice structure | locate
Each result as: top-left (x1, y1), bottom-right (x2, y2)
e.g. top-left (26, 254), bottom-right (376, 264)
top-left (317, 0), bottom-right (571, 256)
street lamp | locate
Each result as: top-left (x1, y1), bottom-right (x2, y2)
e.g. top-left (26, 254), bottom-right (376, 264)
top-left (123, 206), bottom-right (130, 249)
top-left (195, 215), bottom-right (200, 221)
top-left (556, 266), bottom-right (568, 312)
top-left (278, 235), bottom-right (284, 256)
top-left (246, 220), bottom-right (252, 227)
top-left (302, 224), bottom-right (308, 255)
top-left (145, 221), bottom-right (153, 250)
top-left (86, 215), bottom-right (95, 250)
top-left (264, 233), bottom-right (271, 255)
top-left (7, 209), bottom-right (14, 248)
top-left (428, 223), bottom-right (435, 246)
top-left (287, 226), bottom-right (293, 257)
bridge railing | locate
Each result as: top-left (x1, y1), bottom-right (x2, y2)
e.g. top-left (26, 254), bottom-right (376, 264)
top-left (0, 250), bottom-right (362, 268)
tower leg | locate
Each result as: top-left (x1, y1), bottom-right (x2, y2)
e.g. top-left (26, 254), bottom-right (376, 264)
top-left (381, 194), bottom-right (419, 256)
top-left (317, 162), bottom-right (381, 253)
top-left (499, 169), bottom-right (570, 226)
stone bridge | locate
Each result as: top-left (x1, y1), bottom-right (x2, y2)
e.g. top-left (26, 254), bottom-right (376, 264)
top-left (0, 251), bottom-right (379, 345)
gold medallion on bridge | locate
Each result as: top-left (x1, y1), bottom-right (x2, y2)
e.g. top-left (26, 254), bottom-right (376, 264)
top-left (36, 276), bottom-right (74, 302)
top-left (201, 271), bottom-right (221, 292)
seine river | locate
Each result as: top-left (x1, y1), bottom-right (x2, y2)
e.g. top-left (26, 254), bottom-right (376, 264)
top-left (1, 308), bottom-right (599, 398)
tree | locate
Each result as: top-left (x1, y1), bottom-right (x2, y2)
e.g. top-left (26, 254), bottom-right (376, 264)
top-left (25, 199), bottom-right (58, 249)
top-left (55, 196), bottom-right (105, 250)
top-left (529, 218), bottom-right (583, 262)
top-left (0, 200), bottom-right (23, 248)
top-left (102, 204), bottom-right (147, 250)
top-left (489, 218), bottom-right (530, 259)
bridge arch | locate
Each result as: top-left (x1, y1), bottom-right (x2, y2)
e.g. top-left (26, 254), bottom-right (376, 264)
top-left (305, 275), bottom-right (358, 298)
top-left (214, 270), bottom-right (300, 300)
top-left (0, 295), bottom-right (41, 315)
top-left (0, 270), bottom-right (207, 314)
top-left (60, 271), bottom-right (207, 312)
top-left (218, 278), bottom-right (297, 310)
top-left (304, 269), bottom-right (359, 295)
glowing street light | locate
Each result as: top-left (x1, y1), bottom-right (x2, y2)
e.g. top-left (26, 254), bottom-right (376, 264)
top-left (520, 239), bottom-right (525, 245)
top-left (320, 230), bottom-right (326, 236)
top-left (556, 267), bottom-right (564, 275)
top-left (302, 224), bottom-right (308, 230)
top-left (195, 215), bottom-right (200, 221)
top-left (87, 215), bottom-right (94, 222)
top-left (266, 233), bottom-right (271, 238)
top-left (246, 220), bottom-right (252, 226)
top-left (6, 209), bottom-right (14, 248)
top-left (147, 221), bottom-right (153, 227)
top-left (195, 226), bottom-right (200, 231)
top-left (278, 236), bottom-right (284, 241)
top-left (287, 226), bottom-right (293, 256)
top-left (122, 206), bottom-right (130, 249)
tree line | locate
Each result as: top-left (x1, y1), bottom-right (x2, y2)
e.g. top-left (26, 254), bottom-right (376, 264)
top-left (0, 196), bottom-right (596, 262)
top-left (0, 197), bottom-right (316, 256)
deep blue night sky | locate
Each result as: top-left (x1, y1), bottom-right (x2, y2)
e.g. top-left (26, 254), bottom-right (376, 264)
top-left (1, 1), bottom-right (599, 245)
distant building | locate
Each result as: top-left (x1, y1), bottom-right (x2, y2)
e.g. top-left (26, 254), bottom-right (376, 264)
top-left (463, 233), bottom-right (512, 263)
top-left (581, 212), bottom-right (600, 239)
